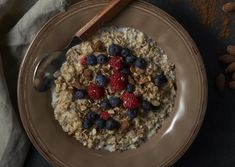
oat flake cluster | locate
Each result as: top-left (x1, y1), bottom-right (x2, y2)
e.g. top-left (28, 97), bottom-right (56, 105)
top-left (52, 27), bottom-right (176, 152)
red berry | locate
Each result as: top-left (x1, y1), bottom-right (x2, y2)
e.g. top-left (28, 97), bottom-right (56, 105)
top-left (80, 56), bottom-right (87, 65)
top-left (87, 84), bottom-right (104, 100)
top-left (110, 72), bottom-right (127, 92)
top-left (109, 56), bottom-right (124, 70)
top-left (100, 112), bottom-right (110, 120)
top-left (121, 93), bottom-right (139, 109)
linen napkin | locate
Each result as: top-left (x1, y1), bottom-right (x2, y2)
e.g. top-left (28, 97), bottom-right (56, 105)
top-left (0, 0), bottom-right (72, 166)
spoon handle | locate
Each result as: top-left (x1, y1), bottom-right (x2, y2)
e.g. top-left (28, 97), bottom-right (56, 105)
top-left (75, 0), bottom-right (133, 40)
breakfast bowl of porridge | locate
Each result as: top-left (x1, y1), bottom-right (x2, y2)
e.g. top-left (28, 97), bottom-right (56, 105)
top-left (18, 1), bottom-right (207, 167)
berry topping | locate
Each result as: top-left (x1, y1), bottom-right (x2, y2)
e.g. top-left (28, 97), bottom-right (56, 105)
top-left (86, 54), bottom-right (97, 66)
top-left (108, 44), bottom-right (122, 56)
top-left (87, 111), bottom-right (98, 121)
top-left (100, 112), bottom-right (110, 120)
top-left (74, 89), bottom-right (86, 99)
top-left (135, 58), bottom-right (147, 69)
top-left (121, 93), bottom-right (139, 109)
top-left (100, 99), bottom-right (111, 109)
top-left (121, 48), bottom-right (132, 58)
top-left (126, 84), bottom-right (135, 93)
top-left (142, 100), bottom-right (153, 110)
top-left (106, 118), bottom-right (119, 130)
top-left (95, 118), bottom-right (105, 129)
top-left (87, 84), bottom-right (104, 100)
top-left (83, 119), bottom-right (92, 129)
top-left (109, 56), bottom-right (124, 70)
top-left (80, 56), bottom-right (87, 65)
top-left (125, 55), bottom-right (136, 65)
top-left (110, 72), bottom-right (127, 92)
top-left (121, 67), bottom-right (131, 75)
top-left (127, 109), bottom-right (138, 119)
top-left (109, 97), bottom-right (121, 107)
top-left (153, 73), bottom-right (168, 87)
top-left (97, 54), bottom-right (108, 64)
top-left (95, 74), bottom-right (108, 87)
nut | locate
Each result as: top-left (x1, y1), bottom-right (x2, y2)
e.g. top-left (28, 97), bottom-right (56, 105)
top-left (216, 73), bottom-right (225, 92)
top-left (72, 81), bottom-right (83, 89)
top-left (130, 66), bottom-right (136, 73)
top-left (227, 45), bottom-right (235, 55)
top-left (225, 62), bottom-right (235, 73)
top-left (232, 73), bottom-right (235, 80)
top-left (151, 100), bottom-right (160, 106)
top-left (219, 54), bottom-right (235, 63)
top-left (121, 120), bottom-right (130, 130)
top-left (93, 40), bottom-right (105, 52)
top-left (84, 69), bottom-right (93, 80)
top-left (128, 76), bottom-right (135, 85)
top-left (222, 2), bottom-right (235, 13)
top-left (229, 81), bottom-right (235, 89)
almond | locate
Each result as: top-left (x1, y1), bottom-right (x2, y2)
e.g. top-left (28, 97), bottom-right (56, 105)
top-left (216, 73), bottom-right (225, 92)
top-left (219, 54), bottom-right (235, 63)
top-left (229, 81), bottom-right (235, 89)
top-left (227, 45), bottom-right (235, 55)
top-left (225, 62), bottom-right (235, 73)
top-left (232, 73), bottom-right (235, 80)
top-left (222, 2), bottom-right (235, 13)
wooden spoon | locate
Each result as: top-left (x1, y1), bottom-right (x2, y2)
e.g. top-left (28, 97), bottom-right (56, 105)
top-left (33, 0), bottom-right (133, 92)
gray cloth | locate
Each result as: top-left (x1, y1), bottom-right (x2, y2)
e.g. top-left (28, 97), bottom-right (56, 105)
top-left (0, 0), bottom-right (70, 166)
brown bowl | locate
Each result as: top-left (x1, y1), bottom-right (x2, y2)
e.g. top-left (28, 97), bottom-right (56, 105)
top-left (18, 1), bottom-right (207, 167)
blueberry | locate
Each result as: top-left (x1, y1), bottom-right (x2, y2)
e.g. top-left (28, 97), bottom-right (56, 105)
top-left (100, 99), bottom-right (111, 109)
top-left (87, 111), bottom-right (98, 121)
top-left (125, 55), bottom-right (136, 65)
top-left (95, 74), bottom-right (107, 87)
top-left (121, 48), bottom-right (132, 57)
top-left (121, 67), bottom-right (131, 75)
top-left (135, 58), bottom-right (147, 69)
top-left (97, 54), bottom-right (108, 64)
top-left (109, 97), bottom-right (121, 107)
top-left (86, 54), bottom-right (97, 66)
top-left (127, 109), bottom-right (138, 119)
top-left (142, 100), bottom-right (153, 110)
top-left (108, 44), bottom-right (122, 56)
top-left (83, 119), bottom-right (92, 129)
top-left (126, 84), bottom-right (135, 92)
top-left (153, 73), bottom-right (168, 87)
top-left (106, 118), bottom-right (119, 130)
top-left (95, 118), bottom-right (105, 129)
top-left (74, 89), bottom-right (86, 99)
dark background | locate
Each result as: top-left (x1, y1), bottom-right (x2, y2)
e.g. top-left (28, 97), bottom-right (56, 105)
top-left (24, 0), bottom-right (235, 167)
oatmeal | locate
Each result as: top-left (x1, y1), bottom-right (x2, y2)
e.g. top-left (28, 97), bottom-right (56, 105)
top-left (52, 27), bottom-right (176, 152)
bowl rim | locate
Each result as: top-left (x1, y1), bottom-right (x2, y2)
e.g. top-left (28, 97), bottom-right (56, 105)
top-left (17, 1), bottom-right (208, 166)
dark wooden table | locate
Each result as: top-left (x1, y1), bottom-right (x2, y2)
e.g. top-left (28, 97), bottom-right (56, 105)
top-left (24, 0), bottom-right (235, 166)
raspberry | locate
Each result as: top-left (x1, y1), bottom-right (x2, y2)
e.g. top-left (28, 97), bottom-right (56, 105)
top-left (110, 72), bottom-right (127, 92)
top-left (80, 56), bottom-right (87, 65)
top-left (121, 93), bottom-right (139, 109)
top-left (109, 56), bottom-right (124, 70)
top-left (100, 112), bottom-right (110, 120)
top-left (87, 84), bottom-right (104, 100)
